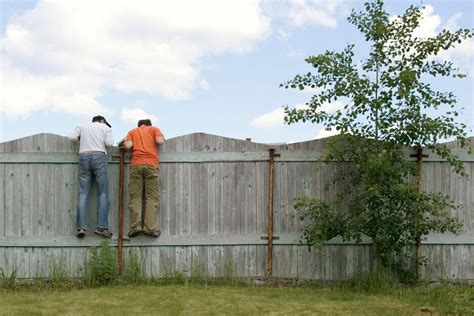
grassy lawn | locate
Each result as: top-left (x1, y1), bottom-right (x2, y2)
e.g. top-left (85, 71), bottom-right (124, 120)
top-left (1, 284), bottom-right (473, 315)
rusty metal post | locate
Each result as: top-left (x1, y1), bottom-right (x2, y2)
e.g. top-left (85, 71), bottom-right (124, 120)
top-left (267, 148), bottom-right (275, 277)
top-left (118, 149), bottom-right (125, 275)
top-left (415, 147), bottom-right (424, 276)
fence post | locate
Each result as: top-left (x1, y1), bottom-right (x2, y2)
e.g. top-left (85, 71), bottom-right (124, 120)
top-left (267, 148), bottom-right (275, 277)
top-left (413, 147), bottom-right (428, 277)
top-left (118, 149), bottom-right (125, 275)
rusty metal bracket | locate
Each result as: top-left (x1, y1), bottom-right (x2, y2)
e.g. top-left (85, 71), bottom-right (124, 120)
top-left (267, 148), bottom-right (276, 277)
top-left (113, 237), bottom-right (130, 242)
top-left (412, 148), bottom-right (428, 277)
top-left (117, 149), bottom-right (125, 275)
top-left (260, 236), bottom-right (280, 240)
top-left (409, 154), bottom-right (429, 158)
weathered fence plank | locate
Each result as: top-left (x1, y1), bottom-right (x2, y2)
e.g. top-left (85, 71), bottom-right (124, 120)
top-left (0, 164), bottom-right (5, 237)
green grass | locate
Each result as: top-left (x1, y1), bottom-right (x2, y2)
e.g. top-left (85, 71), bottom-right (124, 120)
top-left (1, 283), bottom-right (472, 315)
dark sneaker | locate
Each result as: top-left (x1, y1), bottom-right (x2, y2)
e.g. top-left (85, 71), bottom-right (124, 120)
top-left (144, 230), bottom-right (161, 238)
top-left (76, 228), bottom-right (86, 238)
top-left (128, 228), bottom-right (142, 237)
top-left (94, 227), bottom-right (113, 238)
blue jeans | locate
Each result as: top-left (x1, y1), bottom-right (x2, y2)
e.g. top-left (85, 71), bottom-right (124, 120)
top-left (76, 153), bottom-right (110, 230)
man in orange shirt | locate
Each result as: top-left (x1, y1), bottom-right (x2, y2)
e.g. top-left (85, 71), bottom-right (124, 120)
top-left (122, 119), bottom-right (165, 237)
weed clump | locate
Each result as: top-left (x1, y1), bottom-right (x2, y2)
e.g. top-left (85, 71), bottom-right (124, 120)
top-left (86, 241), bottom-right (117, 286)
top-left (123, 252), bottom-right (143, 284)
top-left (0, 268), bottom-right (17, 290)
top-left (346, 269), bottom-right (399, 292)
top-left (48, 257), bottom-right (69, 289)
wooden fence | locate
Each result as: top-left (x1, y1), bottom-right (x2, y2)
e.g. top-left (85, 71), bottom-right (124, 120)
top-left (0, 133), bottom-right (473, 281)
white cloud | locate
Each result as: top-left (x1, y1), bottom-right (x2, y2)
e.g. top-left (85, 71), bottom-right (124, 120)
top-left (287, 0), bottom-right (348, 28)
top-left (439, 37), bottom-right (474, 73)
top-left (251, 107), bottom-right (286, 129)
top-left (251, 100), bottom-right (343, 129)
top-left (437, 12), bottom-right (474, 74)
top-left (1, 61), bottom-right (108, 119)
top-left (314, 127), bottom-right (338, 139)
top-left (392, 6), bottom-right (473, 75)
top-left (389, 5), bottom-right (441, 50)
top-left (444, 13), bottom-right (463, 32)
top-left (278, 29), bottom-right (290, 40)
top-left (0, 0), bottom-right (270, 118)
top-left (285, 48), bottom-right (308, 59)
top-left (121, 107), bottom-right (159, 125)
top-left (298, 86), bottom-right (324, 95)
top-left (318, 100), bottom-right (344, 112)
top-left (421, 8), bottom-right (474, 74)
top-left (412, 5), bottom-right (441, 38)
top-left (199, 79), bottom-right (210, 90)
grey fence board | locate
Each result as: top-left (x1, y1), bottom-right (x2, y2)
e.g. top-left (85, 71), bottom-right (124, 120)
top-left (0, 164), bottom-right (4, 236)
top-left (0, 133), bottom-right (473, 281)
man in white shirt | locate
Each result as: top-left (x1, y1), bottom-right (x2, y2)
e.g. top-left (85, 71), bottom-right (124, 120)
top-left (69, 115), bottom-right (114, 238)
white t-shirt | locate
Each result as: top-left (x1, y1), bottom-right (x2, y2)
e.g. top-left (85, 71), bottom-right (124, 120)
top-left (69, 122), bottom-right (114, 154)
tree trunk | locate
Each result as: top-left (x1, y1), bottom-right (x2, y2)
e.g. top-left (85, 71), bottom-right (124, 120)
top-left (371, 242), bottom-right (380, 273)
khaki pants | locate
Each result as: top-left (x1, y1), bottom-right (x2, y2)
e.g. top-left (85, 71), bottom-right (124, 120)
top-left (128, 165), bottom-right (160, 232)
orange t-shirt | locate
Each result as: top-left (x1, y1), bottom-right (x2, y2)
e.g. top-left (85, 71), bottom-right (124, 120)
top-left (126, 126), bottom-right (164, 167)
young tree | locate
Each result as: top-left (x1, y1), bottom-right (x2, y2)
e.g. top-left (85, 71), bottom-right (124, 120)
top-left (281, 0), bottom-right (471, 278)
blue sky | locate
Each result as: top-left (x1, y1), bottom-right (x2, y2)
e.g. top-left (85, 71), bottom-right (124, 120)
top-left (1, 0), bottom-right (473, 144)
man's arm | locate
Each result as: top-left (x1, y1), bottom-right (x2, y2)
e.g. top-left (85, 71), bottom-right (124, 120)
top-left (155, 135), bottom-right (165, 144)
top-left (69, 127), bottom-right (81, 141)
top-left (123, 140), bottom-right (133, 149)
top-left (104, 128), bottom-right (114, 147)
top-left (119, 132), bottom-right (134, 149)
